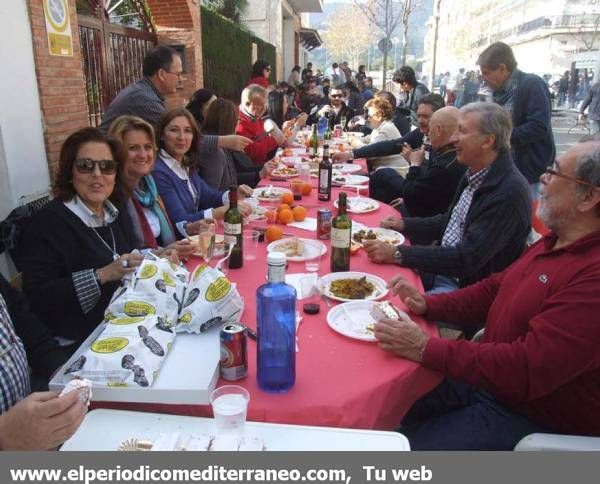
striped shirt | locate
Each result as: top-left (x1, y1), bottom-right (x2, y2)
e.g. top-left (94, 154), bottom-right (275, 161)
top-left (441, 167), bottom-right (490, 248)
top-left (0, 294), bottom-right (30, 414)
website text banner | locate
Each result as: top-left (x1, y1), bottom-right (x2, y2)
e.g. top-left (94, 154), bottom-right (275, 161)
top-left (1, 452), bottom-right (596, 484)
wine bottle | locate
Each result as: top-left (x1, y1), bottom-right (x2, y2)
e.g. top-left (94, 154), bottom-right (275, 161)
top-left (223, 184), bottom-right (243, 269)
top-left (309, 124), bottom-right (319, 157)
top-left (330, 191), bottom-right (351, 272)
top-left (256, 252), bottom-right (296, 393)
top-left (317, 144), bottom-right (332, 202)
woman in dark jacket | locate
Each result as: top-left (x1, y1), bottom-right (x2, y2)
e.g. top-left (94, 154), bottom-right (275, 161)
top-left (20, 128), bottom-right (142, 346)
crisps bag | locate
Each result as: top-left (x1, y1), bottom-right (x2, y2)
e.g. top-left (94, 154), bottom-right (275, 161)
top-left (175, 264), bottom-right (244, 334)
top-left (63, 315), bottom-right (175, 387)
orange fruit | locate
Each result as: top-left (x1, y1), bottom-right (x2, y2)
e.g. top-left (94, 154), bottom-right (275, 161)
top-left (292, 206), bottom-right (307, 221)
top-left (278, 208), bottom-right (294, 224)
top-left (265, 225), bottom-right (283, 242)
top-left (301, 182), bottom-right (312, 196)
top-left (281, 192), bottom-right (294, 205)
top-left (278, 203), bottom-right (291, 213)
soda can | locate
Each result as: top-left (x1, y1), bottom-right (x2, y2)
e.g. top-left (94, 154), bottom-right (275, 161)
top-left (220, 323), bottom-right (248, 381)
top-left (317, 208), bottom-right (332, 240)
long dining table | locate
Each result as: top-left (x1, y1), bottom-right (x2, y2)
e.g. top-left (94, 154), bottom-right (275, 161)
top-left (93, 154), bottom-right (443, 430)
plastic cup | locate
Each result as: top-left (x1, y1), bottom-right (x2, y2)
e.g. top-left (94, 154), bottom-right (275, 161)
top-left (305, 248), bottom-right (323, 272)
top-left (209, 385), bottom-right (250, 436)
top-left (290, 179), bottom-right (303, 201)
top-left (243, 229), bottom-right (260, 261)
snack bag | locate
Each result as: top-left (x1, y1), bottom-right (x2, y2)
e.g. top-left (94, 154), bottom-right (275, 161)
top-left (105, 254), bottom-right (188, 327)
top-left (64, 315), bottom-right (175, 387)
top-left (175, 265), bottom-right (244, 334)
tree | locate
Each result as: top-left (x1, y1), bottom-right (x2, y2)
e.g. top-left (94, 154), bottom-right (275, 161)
top-left (354, 0), bottom-right (420, 86)
top-left (203, 0), bottom-right (249, 24)
top-left (323, 6), bottom-right (372, 69)
top-left (400, 0), bottom-right (422, 65)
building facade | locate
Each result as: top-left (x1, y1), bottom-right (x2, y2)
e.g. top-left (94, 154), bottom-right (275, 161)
top-left (423, 0), bottom-right (600, 79)
top-left (243, 0), bottom-right (323, 81)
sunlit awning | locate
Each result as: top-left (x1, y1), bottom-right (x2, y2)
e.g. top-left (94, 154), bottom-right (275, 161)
top-left (299, 27), bottom-right (322, 51)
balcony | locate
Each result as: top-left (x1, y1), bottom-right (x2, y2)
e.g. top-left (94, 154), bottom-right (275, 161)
top-left (288, 0), bottom-right (323, 13)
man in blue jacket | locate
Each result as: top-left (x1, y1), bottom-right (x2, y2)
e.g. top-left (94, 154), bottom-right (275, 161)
top-left (477, 42), bottom-right (555, 198)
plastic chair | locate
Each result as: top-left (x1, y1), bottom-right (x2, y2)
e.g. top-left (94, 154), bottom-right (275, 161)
top-left (515, 433), bottom-right (600, 451)
top-left (531, 200), bottom-right (550, 237)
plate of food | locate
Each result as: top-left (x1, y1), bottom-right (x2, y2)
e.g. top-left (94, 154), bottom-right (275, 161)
top-left (332, 163), bottom-right (362, 174)
top-left (318, 271), bottom-right (388, 302)
top-left (331, 174), bottom-right (369, 186)
top-left (267, 238), bottom-right (327, 262)
top-left (327, 301), bottom-right (408, 341)
top-left (280, 156), bottom-right (303, 167)
top-left (352, 227), bottom-right (405, 246)
top-left (247, 205), bottom-right (267, 222)
top-left (334, 197), bottom-right (379, 214)
top-left (253, 187), bottom-right (292, 201)
top-left (270, 166), bottom-right (299, 179)
top-left (282, 147), bottom-right (307, 157)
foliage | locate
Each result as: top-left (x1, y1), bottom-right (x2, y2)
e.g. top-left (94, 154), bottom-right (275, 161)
top-left (200, 6), bottom-right (276, 101)
top-left (323, 6), bottom-right (373, 68)
top-left (202, 0), bottom-right (249, 24)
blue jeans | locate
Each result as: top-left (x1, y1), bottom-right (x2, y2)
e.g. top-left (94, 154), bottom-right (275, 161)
top-left (401, 379), bottom-right (549, 450)
top-left (427, 274), bottom-right (459, 295)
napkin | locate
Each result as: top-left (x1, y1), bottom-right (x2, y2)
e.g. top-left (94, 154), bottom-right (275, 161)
top-left (288, 217), bottom-right (317, 232)
top-left (285, 273), bottom-right (318, 299)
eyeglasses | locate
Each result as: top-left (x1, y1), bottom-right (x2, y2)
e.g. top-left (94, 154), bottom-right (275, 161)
top-left (165, 70), bottom-right (183, 78)
top-left (74, 158), bottom-right (118, 175)
top-left (543, 164), bottom-right (597, 188)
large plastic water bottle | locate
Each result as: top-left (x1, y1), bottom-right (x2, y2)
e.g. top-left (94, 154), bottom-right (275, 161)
top-left (256, 252), bottom-right (296, 392)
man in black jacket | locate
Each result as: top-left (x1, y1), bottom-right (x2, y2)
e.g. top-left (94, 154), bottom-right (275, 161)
top-left (396, 106), bottom-right (467, 221)
top-left (0, 274), bottom-right (86, 450)
top-left (365, 102), bottom-right (531, 292)
top-left (477, 42), bottom-right (555, 198)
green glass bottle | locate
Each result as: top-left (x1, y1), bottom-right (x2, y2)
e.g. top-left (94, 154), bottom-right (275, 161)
top-left (224, 185), bottom-right (243, 269)
top-left (330, 192), bottom-right (351, 272)
top-left (309, 124), bottom-right (319, 157)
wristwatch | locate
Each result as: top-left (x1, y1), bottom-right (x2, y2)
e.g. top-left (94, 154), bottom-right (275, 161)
top-left (393, 248), bottom-right (403, 265)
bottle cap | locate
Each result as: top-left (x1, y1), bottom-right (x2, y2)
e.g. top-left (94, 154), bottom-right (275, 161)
top-left (267, 252), bottom-right (286, 266)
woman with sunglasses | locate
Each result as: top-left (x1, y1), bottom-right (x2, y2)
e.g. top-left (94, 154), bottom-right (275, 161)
top-left (108, 115), bottom-right (210, 253)
top-left (153, 108), bottom-right (252, 236)
top-left (247, 59), bottom-right (271, 89)
top-left (20, 128), bottom-right (142, 348)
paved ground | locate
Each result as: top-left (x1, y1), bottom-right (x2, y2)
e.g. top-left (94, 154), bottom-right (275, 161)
top-left (551, 110), bottom-right (593, 156)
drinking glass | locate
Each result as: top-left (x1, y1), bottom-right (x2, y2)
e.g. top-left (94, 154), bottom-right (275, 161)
top-left (243, 229), bottom-right (260, 261)
top-left (304, 245), bottom-right (324, 272)
top-left (197, 225), bottom-right (215, 264)
top-left (209, 385), bottom-right (250, 436)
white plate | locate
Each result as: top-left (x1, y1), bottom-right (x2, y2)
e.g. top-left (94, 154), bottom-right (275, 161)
top-left (332, 174), bottom-right (369, 186)
top-left (318, 271), bottom-right (388, 302)
top-left (327, 301), bottom-right (409, 342)
top-left (253, 187), bottom-right (292, 201)
top-left (351, 227), bottom-right (405, 246)
top-left (280, 156), bottom-right (304, 167)
top-left (332, 163), bottom-right (362, 174)
top-left (267, 238), bottom-right (327, 262)
top-left (270, 167), bottom-right (299, 179)
top-left (334, 197), bottom-right (379, 214)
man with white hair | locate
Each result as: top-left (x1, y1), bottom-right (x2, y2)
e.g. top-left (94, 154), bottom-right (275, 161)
top-left (235, 84), bottom-right (282, 166)
top-left (365, 102), bottom-right (531, 293)
top-left (373, 140), bottom-right (600, 449)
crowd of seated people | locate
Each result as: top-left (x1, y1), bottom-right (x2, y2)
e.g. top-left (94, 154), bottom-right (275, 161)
top-left (2, 45), bottom-right (599, 452)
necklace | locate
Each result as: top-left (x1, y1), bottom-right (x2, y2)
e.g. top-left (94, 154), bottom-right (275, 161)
top-left (90, 224), bottom-right (119, 261)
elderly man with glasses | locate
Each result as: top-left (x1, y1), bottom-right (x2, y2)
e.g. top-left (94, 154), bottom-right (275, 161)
top-left (371, 140), bottom-right (600, 450)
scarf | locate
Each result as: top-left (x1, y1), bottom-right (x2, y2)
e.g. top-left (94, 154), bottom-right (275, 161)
top-left (134, 175), bottom-right (176, 247)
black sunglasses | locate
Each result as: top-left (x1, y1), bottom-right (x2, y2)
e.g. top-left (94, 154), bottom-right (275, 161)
top-left (330, 94), bottom-right (343, 98)
top-left (74, 158), bottom-right (118, 175)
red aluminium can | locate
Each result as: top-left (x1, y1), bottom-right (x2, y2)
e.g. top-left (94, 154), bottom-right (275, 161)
top-left (220, 323), bottom-right (248, 381)
top-left (317, 208), bottom-right (332, 239)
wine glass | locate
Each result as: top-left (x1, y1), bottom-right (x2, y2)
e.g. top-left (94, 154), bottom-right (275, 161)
top-left (197, 225), bottom-right (216, 265)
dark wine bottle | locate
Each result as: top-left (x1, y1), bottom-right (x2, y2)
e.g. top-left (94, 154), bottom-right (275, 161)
top-left (224, 185), bottom-right (243, 269)
top-left (318, 144), bottom-right (332, 202)
top-left (330, 191), bottom-right (351, 272)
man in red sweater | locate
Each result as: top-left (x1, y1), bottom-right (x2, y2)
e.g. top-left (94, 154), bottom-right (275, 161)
top-left (373, 140), bottom-right (600, 449)
top-left (235, 84), bottom-right (282, 166)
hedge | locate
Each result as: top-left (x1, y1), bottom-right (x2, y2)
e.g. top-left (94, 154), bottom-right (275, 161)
top-left (200, 6), bottom-right (277, 102)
